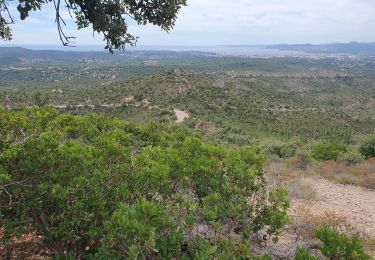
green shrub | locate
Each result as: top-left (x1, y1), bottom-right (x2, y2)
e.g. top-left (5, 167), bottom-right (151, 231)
top-left (0, 107), bottom-right (289, 258)
top-left (339, 150), bottom-right (364, 165)
top-left (297, 227), bottom-right (370, 260)
top-left (295, 248), bottom-right (318, 260)
top-left (316, 226), bottom-right (370, 260)
top-left (312, 141), bottom-right (347, 161)
top-left (359, 138), bottom-right (375, 159)
top-left (264, 141), bottom-right (298, 159)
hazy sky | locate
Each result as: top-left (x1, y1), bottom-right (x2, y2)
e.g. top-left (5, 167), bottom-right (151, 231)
top-left (3, 0), bottom-right (375, 46)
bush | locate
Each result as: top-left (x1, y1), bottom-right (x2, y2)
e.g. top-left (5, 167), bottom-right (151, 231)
top-left (312, 141), bottom-right (347, 161)
top-left (339, 150), bottom-right (364, 165)
top-left (0, 107), bottom-right (289, 258)
top-left (295, 248), bottom-right (318, 260)
top-left (359, 138), bottom-right (375, 159)
top-left (298, 226), bottom-right (370, 260)
top-left (285, 150), bottom-right (311, 170)
top-left (264, 141), bottom-right (298, 159)
top-left (316, 227), bottom-right (370, 259)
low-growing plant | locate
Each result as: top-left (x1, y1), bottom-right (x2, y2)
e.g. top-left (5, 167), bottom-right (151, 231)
top-left (264, 141), bottom-right (298, 159)
top-left (313, 160), bottom-right (375, 190)
top-left (295, 247), bottom-right (318, 260)
top-left (339, 150), bottom-right (364, 166)
top-left (285, 179), bottom-right (318, 200)
top-left (317, 226), bottom-right (370, 259)
top-left (298, 227), bottom-right (371, 260)
top-left (285, 149), bottom-right (311, 170)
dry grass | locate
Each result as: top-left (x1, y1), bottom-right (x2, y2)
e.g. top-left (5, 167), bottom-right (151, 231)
top-left (266, 161), bottom-right (310, 182)
top-left (284, 179), bottom-right (319, 200)
top-left (266, 161), bottom-right (319, 201)
top-left (288, 204), bottom-right (354, 240)
top-left (266, 157), bottom-right (375, 190)
top-left (315, 159), bottom-right (375, 189)
top-left (286, 205), bottom-right (375, 258)
top-left (298, 212), bottom-right (375, 258)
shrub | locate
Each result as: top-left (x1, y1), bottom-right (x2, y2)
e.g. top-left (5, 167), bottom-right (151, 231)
top-left (264, 141), bottom-right (297, 159)
top-left (295, 248), bottom-right (318, 260)
top-left (285, 150), bottom-right (311, 170)
top-left (339, 150), bottom-right (364, 165)
top-left (317, 226), bottom-right (370, 259)
top-left (0, 107), bottom-right (289, 258)
top-left (295, 150), bottom-right (311, 169)
top-left (298, 227), bottom-right (371, 260)
top-left (312, 141), bottom-right (347, 161)
top-left (359, 138), bottom-right (375, 159)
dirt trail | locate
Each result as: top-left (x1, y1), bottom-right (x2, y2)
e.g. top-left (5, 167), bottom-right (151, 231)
top-left (294, 178), bottom-right (375, 238)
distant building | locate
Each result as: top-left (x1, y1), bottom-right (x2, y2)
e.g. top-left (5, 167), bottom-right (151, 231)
top-left (144, 60), bottom-right (159, 66)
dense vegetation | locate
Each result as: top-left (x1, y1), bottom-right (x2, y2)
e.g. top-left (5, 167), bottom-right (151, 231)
top-left (0, 47), bottom-right (374, 258)
top-left (1, 48), bottom-right (374, 145)
top-left (0, 107), bottom-right (288, 258)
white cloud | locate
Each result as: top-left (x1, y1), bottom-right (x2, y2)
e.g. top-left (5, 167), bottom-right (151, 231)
top-left (3, 0), bottom-right (375, 46)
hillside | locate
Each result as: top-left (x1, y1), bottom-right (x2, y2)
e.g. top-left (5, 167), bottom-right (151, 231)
top-left (2, 67), bottom-right (374, 143)
top-left (1, 47), bottom-right (375, 258)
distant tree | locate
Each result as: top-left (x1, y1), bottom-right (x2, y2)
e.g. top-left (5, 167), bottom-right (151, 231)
top-left (0, 0), bottom-right (186, 52)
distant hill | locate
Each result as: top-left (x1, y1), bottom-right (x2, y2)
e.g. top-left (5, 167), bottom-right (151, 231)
top-left (268, 42), bottom-right (375, 55)
top-left (0, 46), bottom-right (217, 66)
top-left (2, 43), bottom-right (375, 62)
top-left (0, 47), bottom-right (114, 65)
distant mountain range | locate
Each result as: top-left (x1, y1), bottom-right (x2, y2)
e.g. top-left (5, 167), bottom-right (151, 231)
top-left (1, 42), bottom-right (375, 61)
top-left (267, 42), bottom-right (375, 55)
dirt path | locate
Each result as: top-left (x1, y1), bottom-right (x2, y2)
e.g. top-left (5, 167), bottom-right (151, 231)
top-left (258, 178), bottom-right (375, 259)
top-left (174, 108), bottom-right (189, 123)
top-left (294, 178), bottom-right (375, 238)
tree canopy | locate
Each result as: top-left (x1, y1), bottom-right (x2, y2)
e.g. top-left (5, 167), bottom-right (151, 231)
top-left (0, 0), bottom-right (187, 52)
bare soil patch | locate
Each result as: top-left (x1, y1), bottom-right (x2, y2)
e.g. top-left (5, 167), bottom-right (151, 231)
top-left (0, 227), bottom-right (52, 259)
top-left (295, 178), bottom-right (375, 238)
top-left (259, 177), bottom-right (375, 258)
top-left (174, 108), bottom-right (189, 123)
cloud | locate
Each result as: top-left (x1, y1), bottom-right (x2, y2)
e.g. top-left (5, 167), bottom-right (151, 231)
top-left (3, 0), bottom-right (375, 46)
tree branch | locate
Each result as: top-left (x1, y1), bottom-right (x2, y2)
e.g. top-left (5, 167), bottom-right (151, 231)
top-left (53, 0), bottom-right (76, 46)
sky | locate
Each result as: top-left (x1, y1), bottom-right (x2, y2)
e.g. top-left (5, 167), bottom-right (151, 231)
top-left (3, 0), bottom-right (375, 47)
